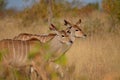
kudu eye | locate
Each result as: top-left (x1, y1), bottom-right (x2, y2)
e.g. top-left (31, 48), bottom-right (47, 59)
top-left (69, 27), bottom-right (72, 29)
top-left (76, 29), bottom-right (79, 31)
top-left (62, 35), bottom-right (65, 37)
top-left (67, 30), bottom-right (71, 34)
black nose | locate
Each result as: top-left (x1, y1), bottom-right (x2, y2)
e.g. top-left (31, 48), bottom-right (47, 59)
top-left (84, 34), bottom-right (87, 37)
top-left (69, 40), bottom-right (73, 43)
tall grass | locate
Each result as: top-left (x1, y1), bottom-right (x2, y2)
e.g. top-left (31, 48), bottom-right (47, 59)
top-left (64, 11), bottom-right (120, 80)
top-left (0, 10), bottom-right (120, 80)
top-left (66, 34), bottom-right (120, 80)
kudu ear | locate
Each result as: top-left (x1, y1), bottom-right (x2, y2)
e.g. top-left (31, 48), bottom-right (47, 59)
top-left (64, 20), bottom-right (72, 28)
top-left (49, 24), bottom-right (58, 31)
top-left (76, 19), bottom-right (81, 25)
top-left (64, 20), bottom-right (69, 26)
top-left (49, 24), bottom-right (60, 35)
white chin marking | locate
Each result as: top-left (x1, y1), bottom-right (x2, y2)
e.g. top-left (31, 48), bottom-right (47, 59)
top-left (77, 36), bottom-right (86, 38)
top-left (82, 36), bottom-right (86, 38)
top-left (67, 42), bottom-right (72, 45)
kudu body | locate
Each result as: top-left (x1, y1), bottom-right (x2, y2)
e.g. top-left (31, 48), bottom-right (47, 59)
top-left (0, 19), bottom-right (86, 79)
top-left (0, 24), bottom-right (73, 80)
top-left (11, 19), bottom-right (87, 79)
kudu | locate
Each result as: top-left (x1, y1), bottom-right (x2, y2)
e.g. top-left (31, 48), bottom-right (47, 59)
top-left (0, 24), bottom-right (73, 80)
top-left (12, 19), bottom-right (87, 79)
top-left (13, 19), bottom-right (86, 61)
top-left (14, 19), bottom-right (86, 42)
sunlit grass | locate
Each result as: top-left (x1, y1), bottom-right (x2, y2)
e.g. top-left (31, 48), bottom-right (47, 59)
top-left (55, 54), bottom-right (67, 66)
top-left (0, 10), bottom-right (120, 80)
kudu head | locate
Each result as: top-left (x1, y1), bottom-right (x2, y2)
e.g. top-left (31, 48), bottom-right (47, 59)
top-left (49, 24), bottom-right (73, 45)
top-left (64, 19), bottom-right (87, 39)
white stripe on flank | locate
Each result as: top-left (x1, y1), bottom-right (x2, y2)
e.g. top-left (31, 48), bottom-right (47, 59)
top-left (43, 36), bottom-right (45, 43)
top-left (17, 41), bottom-right (20, 64)
top-left (18, 41), bottom-right (23, 65)
top-left (15, 41), bottom-right (18, 65)
top-left (12, 40), bottom-right (16, 65)
top-left (21, 41), bottom-right (25, 64)
top-left (3, 41), bottom-right (9, 64)
top-left (22, 41), bottom-right (27, 65)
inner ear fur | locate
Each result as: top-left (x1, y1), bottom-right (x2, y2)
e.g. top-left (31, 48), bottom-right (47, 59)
top-left (49, 24), bottom-right (58, 31)
top-left (76, 19), bottom-right (81, 25)
top-left (64, 20), bottom-right (71, 26)
top-left (49, 24), bottom-right (60, 35)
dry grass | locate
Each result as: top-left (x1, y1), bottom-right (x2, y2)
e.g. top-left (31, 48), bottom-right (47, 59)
top-left (0, 17), bottom-right (49, 40)
top-left (0, 11), bottom-right (120, 80)
top-left (66, 34), bottom-right (120, 80)
top-left (65, 11), bottom-right (120, 80)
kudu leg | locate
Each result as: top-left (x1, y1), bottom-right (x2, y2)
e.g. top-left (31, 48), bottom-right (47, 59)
top-left (28, 61), bottom-right (50, 80)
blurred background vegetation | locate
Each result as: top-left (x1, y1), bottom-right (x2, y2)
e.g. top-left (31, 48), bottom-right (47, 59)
top-left (0, 0), bottom-right (120, 80)
top-left (0, 0), bottom-right (120, 34)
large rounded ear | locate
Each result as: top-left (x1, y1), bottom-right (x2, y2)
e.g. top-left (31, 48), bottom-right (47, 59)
top-left (49, 24), bottom-right (60, 35)
top-left (64, 20), bottom-right (71, 25)
top-left (76, 19), bottom-right (81, 25)
top-left (49, 24), bottom-right (58, 31)
top-left (64, 20), bottom-right (69, 25)
top-left (64, 20), bottom-right (72, 28)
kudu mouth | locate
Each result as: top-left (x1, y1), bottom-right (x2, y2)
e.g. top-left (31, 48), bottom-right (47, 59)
top-left (69, 40), bottom-right (73, 44)
top-left (76, 34), bottom-right (87, 38)
top-left (82, 34), bottom-right (87, 38)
